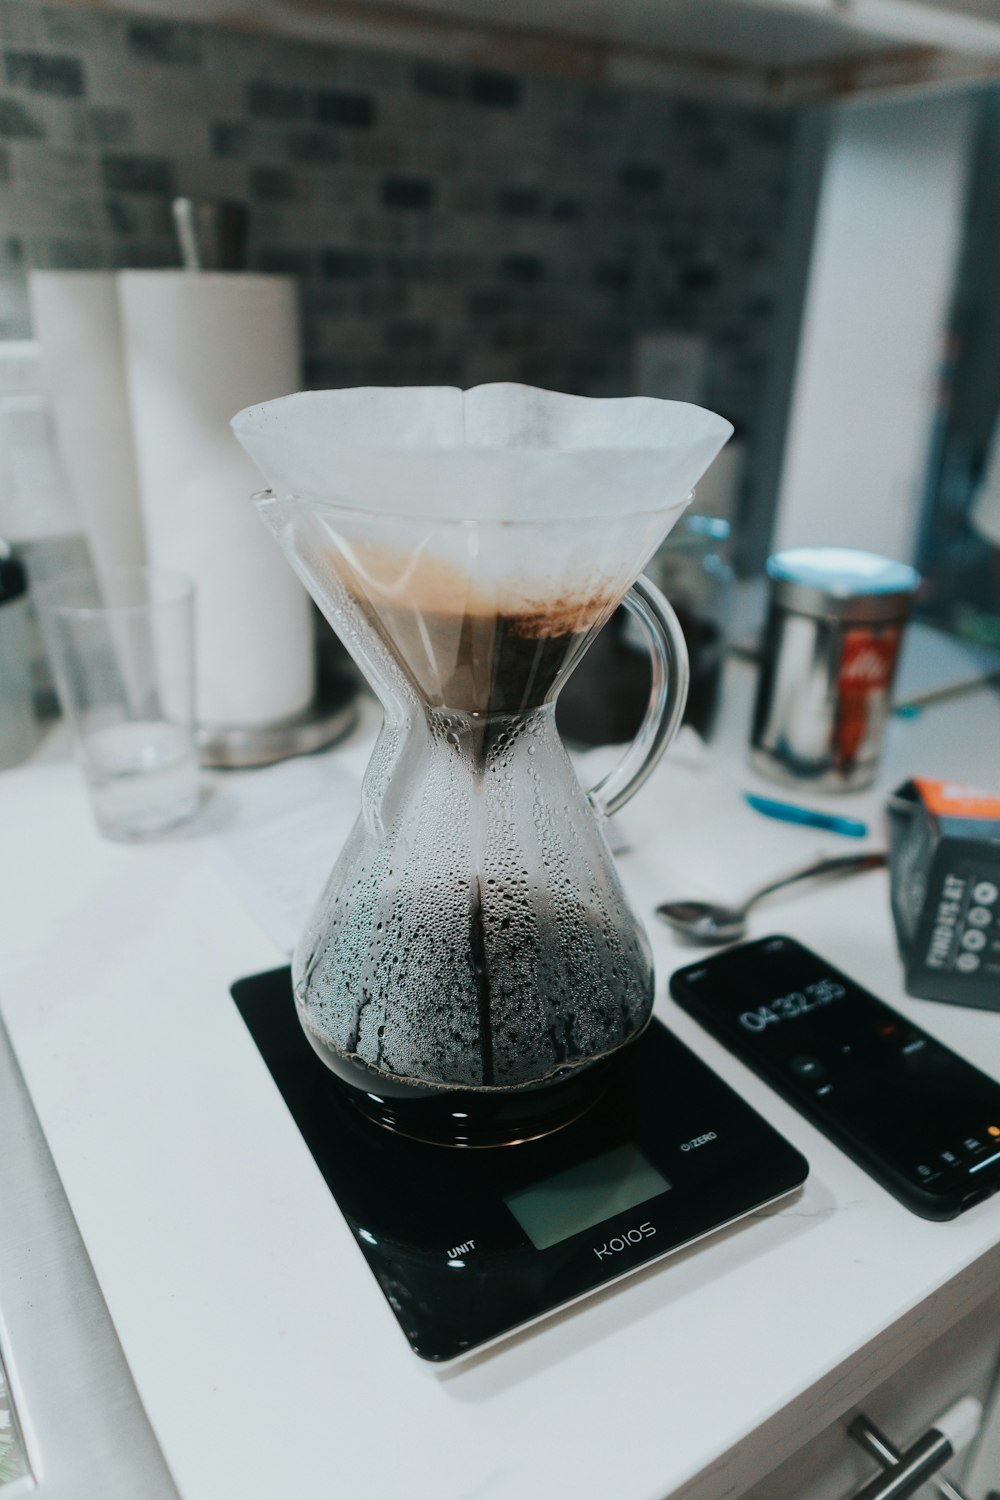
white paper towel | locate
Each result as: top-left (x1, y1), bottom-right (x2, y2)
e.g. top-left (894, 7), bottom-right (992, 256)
top-left (28, 271), bottom-right (146, 579)
top-left (117, 271), bottom-right (315, 728)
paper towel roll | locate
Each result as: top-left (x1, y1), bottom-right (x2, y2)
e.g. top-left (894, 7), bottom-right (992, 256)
top-left (28, 271), bottom-right (146, 578)
top-left (117, 271), bottom-right (314, 728)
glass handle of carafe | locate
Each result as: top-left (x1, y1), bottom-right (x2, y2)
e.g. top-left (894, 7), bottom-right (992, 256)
top-left (587, 574), bottom-right (690, 819)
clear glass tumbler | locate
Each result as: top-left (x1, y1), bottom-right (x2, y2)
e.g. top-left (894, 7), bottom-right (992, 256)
top-left (37, 566), bottom-right (199, 840)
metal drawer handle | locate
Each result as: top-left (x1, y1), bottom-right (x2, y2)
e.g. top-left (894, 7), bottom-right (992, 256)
top-left (849, 1410), bottom-right (969, 1500)
top-left (846, 1398), bottom-right (982, 1500)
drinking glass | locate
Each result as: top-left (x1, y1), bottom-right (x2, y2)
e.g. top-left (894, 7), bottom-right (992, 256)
top-left (37, 566), bottom-right (199, 840)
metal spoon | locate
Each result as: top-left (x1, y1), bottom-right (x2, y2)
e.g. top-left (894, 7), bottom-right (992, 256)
top-left (656, 850), bottom-right (887, 944)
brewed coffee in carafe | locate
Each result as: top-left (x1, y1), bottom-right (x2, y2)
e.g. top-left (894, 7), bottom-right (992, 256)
top-left (233, 385), bottom-right (732, 1144)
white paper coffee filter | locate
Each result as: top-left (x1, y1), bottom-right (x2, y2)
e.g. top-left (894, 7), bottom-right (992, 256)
top-left (231, 384), bottom-right (733, 523)
top-left (234, 384), bottom-right (733, 627)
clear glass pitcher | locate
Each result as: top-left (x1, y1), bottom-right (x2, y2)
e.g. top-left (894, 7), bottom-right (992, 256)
top-left (233, 385), bottom-right (732, 1144)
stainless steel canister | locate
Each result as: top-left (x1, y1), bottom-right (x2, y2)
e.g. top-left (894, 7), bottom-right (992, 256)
top-left (750, 547), bottom-right (919, 792)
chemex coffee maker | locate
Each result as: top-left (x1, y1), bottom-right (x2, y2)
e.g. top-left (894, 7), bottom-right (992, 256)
top-left (231, 386), bottom-right (807, 1359)
top-left (233, 384), bottom-right (729, 1144)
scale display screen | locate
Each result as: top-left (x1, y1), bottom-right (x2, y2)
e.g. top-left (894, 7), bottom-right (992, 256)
top-left (503, 1143), bottom-right (670, 1250)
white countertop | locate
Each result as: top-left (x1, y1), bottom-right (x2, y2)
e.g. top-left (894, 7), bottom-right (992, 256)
top-left (2, 640), bottom-right (1000, 1500)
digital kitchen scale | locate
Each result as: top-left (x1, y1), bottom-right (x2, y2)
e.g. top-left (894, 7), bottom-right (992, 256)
top-left (233, 968), bottom-right (809, 1362)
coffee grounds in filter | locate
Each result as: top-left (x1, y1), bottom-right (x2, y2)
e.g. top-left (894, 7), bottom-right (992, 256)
top-left (324, 541), bottom-right (622, 716)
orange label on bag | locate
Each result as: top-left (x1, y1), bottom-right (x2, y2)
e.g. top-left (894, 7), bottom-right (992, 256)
top-left (914, 778), bottom-right (1000, 821)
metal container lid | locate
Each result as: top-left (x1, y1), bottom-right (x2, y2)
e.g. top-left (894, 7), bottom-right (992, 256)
top-left (766, 546), bottom-right (919, 622)
top-left (0, 540), bottom-right (27, 606)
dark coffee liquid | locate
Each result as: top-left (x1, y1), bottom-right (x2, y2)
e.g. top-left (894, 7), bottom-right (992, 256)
top-left (374, 601), bottom-right (606, 717)
top-left (302, 1012), bottom-right (635, 1147)
top-left (298, 891), bottom-right (654, 1146)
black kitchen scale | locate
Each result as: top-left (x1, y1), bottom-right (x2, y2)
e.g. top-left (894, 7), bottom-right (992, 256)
top-left (232, 968), bottom-right (809, 1362)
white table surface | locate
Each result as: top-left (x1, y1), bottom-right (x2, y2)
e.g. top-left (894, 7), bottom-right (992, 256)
top-left (2, 639), bottom-right (1000, 1500)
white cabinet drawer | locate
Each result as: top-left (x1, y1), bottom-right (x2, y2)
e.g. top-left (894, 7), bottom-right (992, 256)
top-left (739, 1291), bottom-right (1000, 1500)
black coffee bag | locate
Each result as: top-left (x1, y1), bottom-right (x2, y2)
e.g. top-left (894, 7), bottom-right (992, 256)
top-left (888, 778), bottom-right (1000, 1011)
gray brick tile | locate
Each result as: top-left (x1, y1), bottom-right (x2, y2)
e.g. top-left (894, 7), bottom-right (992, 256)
top-left (304, 286), bottom-right (350, 317)
top-left (110, 241), bottom-right (175, 270)
top-left (467, 288), bottom-right (511, 318)
top-left (249, 164), bottom-right (299, 201)
top-left (411, 139), bottom-right (467, 175)
top-left (468, 70), bottom-right (522, 108)
top-left (247, 80), bottom-right (307, 119)
top-left (550, 121), bottom-right (595, 152)
top-left (210, 121), bottom-right (251, 158)
top-left (303, 353), bottom-right (357, 387)
top-left (35, 97), bottom-right (86, 149)
top-left (315, 89), bottom-right (375, 128)
top-left (356, 283), bottom-right (408, 316)
top-left (446, 183), bottom-right (487, 215)
top-left (170, 155), bottom-right (246, 199)
top-left (38, 7), bottom-right (103, 47)
top-left (248, 204), bottom-right (286, 239)
top-left (350, 137), bottom-right (402, 171)
top-left (0, 231), bottom-right (22, 266)
top-left (0, 97), bottom-right (43, 139)
top-left (349, 213), bottom-right (407, 247)
top-left (200, 22), bottom-right (266, 77)
top-left (58, 52), bottom-right (139, 104)
top-left (383, 318), bottom-right (436, 350)
top-left (412, 62), bottom-right (461, 101)
top-left (498, 253), bottom-right (545, 283)
top-left (104, 197), bottom-right (139, 235)
top-left (322, 248), bottom-right (375, 278)
top-left (129, 105), bottom-right (214, 156)
top-left (5, 49), bottom-right (85, 97)
top-left (125, 21), bottom-right (204, 66)
top-left (407, 283), bottom-right (462, 319)
top-left (337, 49), bottom-right (403, 92)
top-left (30, 235), bottom-right (106, 269)
top-left (0, 185), bottom-right (78, 233)
top-left (57, 195), bottom-right (101, 233)
top-left (252, 246), bottom-right (315, 276)
top-left (593, 260), bottom-right (634, 291)
top-left (0, 272), bottom-right (30, 338)
top-left (286, 129), bottom-right (341, 164)
top-left (86, 105), bottom-right (133, 146)
top-left (11, 141), bottom-right (95, 190)
top-left (0, 5), bottom-right (39, 47)
top-left (619, 162), bottom-right (663, 193)
top-left (497, 185), bottom-right (542, 216)
top-left (101, 153), bottom-right (174, 195)
top-left (381, 176), bottom-right (434, 210)
top-left (95, 69), bottom-right (242, 124)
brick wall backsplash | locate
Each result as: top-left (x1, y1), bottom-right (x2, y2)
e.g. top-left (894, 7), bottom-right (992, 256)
top-left (0, 0), bottom-right (799, 492)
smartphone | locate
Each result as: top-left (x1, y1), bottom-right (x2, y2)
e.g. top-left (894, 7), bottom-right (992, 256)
top-left (670, 935), bottom-right (1000, 1220)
